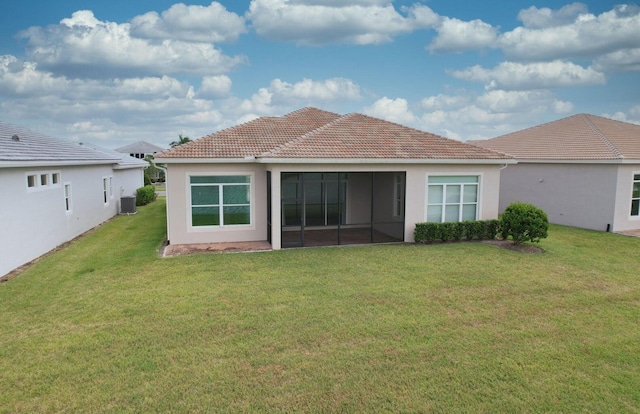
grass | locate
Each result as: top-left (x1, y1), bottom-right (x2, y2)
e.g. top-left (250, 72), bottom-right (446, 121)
top-left (1, 199), bottom-right (639, 412)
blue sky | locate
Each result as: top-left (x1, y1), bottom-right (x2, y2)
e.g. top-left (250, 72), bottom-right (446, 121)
top-left (1, 0), bottom-right (638, 149)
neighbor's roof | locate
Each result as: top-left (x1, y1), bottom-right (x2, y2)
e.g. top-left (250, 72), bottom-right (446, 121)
top-left (80, 142), bottom-right (148, 169)
top-left (155, 107), bottom-right (511, 162)
top-left (115, 140), bottom-right (165, 154)
top-left (474, 114), bottom-right (640, 161)
top-left (0, 121), bottom-right (120, 166)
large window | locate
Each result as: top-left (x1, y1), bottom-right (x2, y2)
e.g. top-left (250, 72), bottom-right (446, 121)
top-left (427, 176), bottom-right (479, 222)
top-left (190, 175), bottom-right (251, 227)
top-left (632, 174), bottom-right (640, 216)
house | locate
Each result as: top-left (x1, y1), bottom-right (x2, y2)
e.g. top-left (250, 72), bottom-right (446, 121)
top-left (473, 114), bottom-right (640, 232)
top-left (0, 122), bottom-right (146, 278)
top-left (154, 107), bottom-right (513, 250)
top-left (115, 141), bottom-right (165, 159)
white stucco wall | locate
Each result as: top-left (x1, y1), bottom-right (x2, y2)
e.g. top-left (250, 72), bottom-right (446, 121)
top-left (113, 167), bottom-right (144, 212)
top-left (164, 163), bottom-right (268, 245)
top-left (165, 162), bottom-right (503, 249)
top-left (498, 163), bottom-right (620, 231)
top-left (0, 164), bottom-right (127, 277)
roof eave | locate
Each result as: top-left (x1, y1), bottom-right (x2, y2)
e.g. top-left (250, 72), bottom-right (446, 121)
top-left (512, 158), bottom-right (638, 164)
top-left (154, 157), bottom-right (515, 165)
top-left (0, 159), bottom-right (120, 168)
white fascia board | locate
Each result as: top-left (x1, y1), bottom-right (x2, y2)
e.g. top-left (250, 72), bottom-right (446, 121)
top-left (256, 157), bottom-right (517, 165)
top-left (515, 158), bottom-right (635, 164)
top-left (154, 157), bottom-right (515, 165)
top-left (153, 157), bottom-right (257, 164)
top-left (0, 159), bottom-right (118, 168)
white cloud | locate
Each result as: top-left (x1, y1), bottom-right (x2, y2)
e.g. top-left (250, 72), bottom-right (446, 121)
top-left (450, 60), bottom-right (606, 90)
top-left (247, 0), bottom-right (438, 45)
top-left (198, 75), bottom-right (232, 99)
top-left (517, 3), bottom-right (589, 28)
top-left (593, 48), bottom-right (640, 72)
top-left (499, 4), bottom-right (640, 61)
top-left (363, 97), bottom-right (417, 124)
top-left (269, 78), bottom-right (361, 102)
top-left (18, 10), bottom-right (246, 78)
top-left (130, 2), bottom-right (246, 43)
top-left (428, 17), bottom-right (498, 53)
top-left (417, 89), bottom-right (574, 140)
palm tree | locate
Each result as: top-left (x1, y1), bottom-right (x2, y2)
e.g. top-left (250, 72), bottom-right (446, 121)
top-left (170, 134), bottom-right (191, 148)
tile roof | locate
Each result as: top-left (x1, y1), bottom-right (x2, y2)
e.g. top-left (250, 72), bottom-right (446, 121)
top-left (474, 114), bottom-right (640, 160)
top-left (80, 142), bottom-right (148, 169)
top-left (155, 107), bottom-right (510, 161)
top-left (0, 122), bottom-right (120, 164)
top-left (115, 140), bottom-right (166, 154)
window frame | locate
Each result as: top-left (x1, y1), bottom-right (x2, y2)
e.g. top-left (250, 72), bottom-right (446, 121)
top-left (26, 170), bottom-right (61, 192)
top-left (64, 183), bottom-right (72, 214)
top-left (102, 176), bottom-right (113, 205)
top-left (187, 173), bottom-right (254, 230)
top-left (425, 174), bottom-right (481, 223)
top-left (631, 172), bottom-right (640, 217)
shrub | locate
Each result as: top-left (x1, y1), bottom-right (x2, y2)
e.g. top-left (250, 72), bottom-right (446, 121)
top-left (485, 219), bottom-right (501, 240)
top-left (500, 202), bottom-right (548, 245)
top-left (136, 185), bottom-right (157, 206)
top-left (414, 222), bottom-right (441, 243)
top-left (414, 220), bottom-right (499, 244)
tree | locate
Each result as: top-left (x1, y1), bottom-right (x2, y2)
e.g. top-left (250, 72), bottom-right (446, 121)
top-left (143, 154), bottom-right (163, 183)
top-left (170, 134), bottom-right (191, 148)
top-left (500, 202), bottom-right (549, 245)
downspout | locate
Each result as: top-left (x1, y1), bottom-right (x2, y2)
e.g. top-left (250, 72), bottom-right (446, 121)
top-left (153, 162), bottom-right (170, 248)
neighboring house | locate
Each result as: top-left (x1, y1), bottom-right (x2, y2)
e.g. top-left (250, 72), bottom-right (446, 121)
top-left (115, 141), bottom-right (165, 159)
top-left (154, 107), bottom-right (513, 250)
top-left (474, 114), bottom-right (640, 232)
top-left (0, 122), bottom-right (146, 278)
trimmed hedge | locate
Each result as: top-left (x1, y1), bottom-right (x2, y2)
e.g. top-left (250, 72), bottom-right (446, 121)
top-left (136, 185), bottom-right (157, 206)
top-left (414, 219), bottom-right (501, 244)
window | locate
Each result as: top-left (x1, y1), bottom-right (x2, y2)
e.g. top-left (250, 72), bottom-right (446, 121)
top-left (26, 171), bottom-right (61, 191)
top-left (632, 174), bottom-right (640, 216)
top-left (190, 175), bottom-right (251, 227)
top-left (109, 177), bottom-right (114, 199)
top-left (64, 184), bottom-right (72, 213)
top-left (393, 173), bottom-right (405, 217)
top-left (27, 175), bottom-right (37, 188)
top-left (427, 176), bottom-right (479, 222)
top-left (103, 178), bottom-right (109, 204)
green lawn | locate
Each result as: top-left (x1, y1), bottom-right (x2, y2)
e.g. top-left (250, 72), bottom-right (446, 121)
top-left (1, 199), bottom-right (639, 413)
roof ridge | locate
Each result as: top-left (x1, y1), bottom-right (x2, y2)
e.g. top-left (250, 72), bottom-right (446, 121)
top-left (583, 114), bottom-right (624, 159)
top-left (258, 111), bottom-right (347, 157)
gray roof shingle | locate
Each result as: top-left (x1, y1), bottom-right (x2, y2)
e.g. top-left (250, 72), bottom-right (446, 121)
top-left (0, 122), bottom-right (120, 163)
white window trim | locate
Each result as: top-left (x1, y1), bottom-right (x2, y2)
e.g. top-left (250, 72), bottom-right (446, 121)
top-left (186, 172), bottom-right (255, 232)
top-left (424, 173), bottom-right (483, 222)
top-left (102, 176), bottom-right (113, 206)
top-left (631, 171), bottom-right (640, 219)
top-left (64, 182), bottom-right (72, 215)
top-left (26, 170), bottom-right (62, 192)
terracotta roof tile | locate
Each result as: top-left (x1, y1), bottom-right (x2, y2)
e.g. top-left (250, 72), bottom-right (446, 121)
top-left (156, 107), bottom-right (510, 161)
top-left (474, 114), bottom-right (640, 160)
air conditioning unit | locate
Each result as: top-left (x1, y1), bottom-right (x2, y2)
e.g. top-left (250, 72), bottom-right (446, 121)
top-left (120, 196), bottom-right (137, 214)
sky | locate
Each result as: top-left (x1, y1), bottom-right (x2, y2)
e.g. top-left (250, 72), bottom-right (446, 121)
top-left (0, 0), bottom-right (639, 149)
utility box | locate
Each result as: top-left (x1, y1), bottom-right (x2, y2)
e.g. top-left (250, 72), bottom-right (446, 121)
top-left (120, 196), bottom-right (137, 214)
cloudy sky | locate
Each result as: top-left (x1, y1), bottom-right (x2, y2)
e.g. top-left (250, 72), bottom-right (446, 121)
top-left (1, 0), bottom-right (638, 149)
